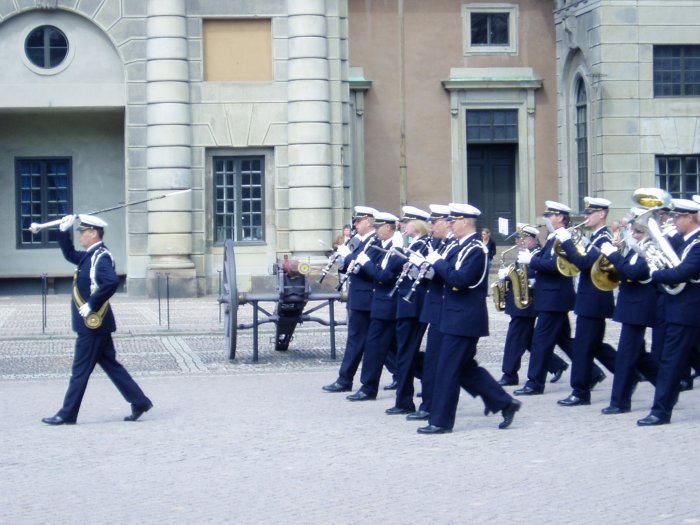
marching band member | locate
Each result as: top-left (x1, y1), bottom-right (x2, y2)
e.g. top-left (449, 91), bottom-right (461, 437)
top-left (638, 198), bottom-right (700, 425)
top-left (385, 206), bottom-right (432, 415)
top-left (413, 203), bottom-right (520, 434)
top-left (497, 225), bottom-right (570, 386)
top-left (598, 214), bottom-right (658, 414)
top-left (557, 197), bottom-right (617, 407)
top-left (514, 201), bottom-right (578, 397)
top-left (346, 211), bottom-right (402, 401)
top-left (322, 206), bottom-right (377, 393)
top-left (406, 204), bottom-right (455, 421)
top-left (42, 215), bottom-right (153, 425)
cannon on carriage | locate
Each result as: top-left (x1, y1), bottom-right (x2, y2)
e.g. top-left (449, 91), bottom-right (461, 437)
top-left (218, 239), bottom-right (347, 362)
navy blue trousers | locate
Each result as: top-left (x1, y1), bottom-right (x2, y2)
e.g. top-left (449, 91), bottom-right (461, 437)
top-left (393, 318), bottom-right (427, 410)
top-left (57, 333), bottom-right (150, 422)
top-left (571, 316), bottom-right (617, 400)
top-left (336, 309), bottom-right (371, 388)
top-left (429, 334), bottom-right (511, 430)
top-left (359, 318), bottom-right (397, 397)
top-left (609, 324), bottom-right (658, 410)
top-left (501, 316), bottom-right (569, 383)
top-left (418, 324), bottom-right (442, 412)
top-left (525, 312), bottom-right (571, 392)
top-left (651, 322), bottom-right (700, 421)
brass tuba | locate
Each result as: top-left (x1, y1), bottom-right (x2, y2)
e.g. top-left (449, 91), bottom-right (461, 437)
top-left (553, 219), bottom-right (588, 277)
top-left (630, 188), bottom-right (686, 295)
top-left (491, 244), bottom-right (519, 311)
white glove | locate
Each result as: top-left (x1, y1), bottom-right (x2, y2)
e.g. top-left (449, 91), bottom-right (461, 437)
top-left (528, 278), bottom-right (536, 288)
top-left (425, 251), bottom-right (443, 265)
top-left (59, 214), bottom-right (76, 232)
top-left (555, 228), bottom-right (572, 243)
top-left (78, 303), bottom-right (92, 317)
top-left (336, 244), bottom-right (351, 258)
top-left (498, 268), bottom-right (509, 280)
top-left (391, 231), bottom-right (404, 248)
top-left (517, 250), bottom-right (533, 265)
top-left (409, 253), bottom-right (426, 267)
top-left (355, 252), bottom-right (370, 266)
top-left (600, 242), bottom-right (617, 257)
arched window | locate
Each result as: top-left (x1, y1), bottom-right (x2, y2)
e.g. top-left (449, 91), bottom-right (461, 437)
top-left (575, 78), bottom-right (588, 211)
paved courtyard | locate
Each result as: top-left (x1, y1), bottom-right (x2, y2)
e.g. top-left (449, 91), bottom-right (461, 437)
top-left (1, 293), bottom-right (699, 524)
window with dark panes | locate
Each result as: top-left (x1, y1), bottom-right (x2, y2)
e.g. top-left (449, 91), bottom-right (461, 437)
top-left (654, 45), bottom-right (700, 97)
top-left (471, 13), bottom-right (509, 46)
top-left (466, 110), bottom-right (517, 143)
top-left (657, 155), bottom-right (700, 198)
top-left (16, 158), bottom-right (72, 248)
top-left (214, 156), bottom-right (264, 243)
top-left (25, 25), bottom-right (68, 69)
top-left (575, 79), bottom-right (589, 211)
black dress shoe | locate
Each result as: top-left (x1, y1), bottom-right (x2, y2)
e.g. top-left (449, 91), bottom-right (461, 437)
top-left (124, 402), bottom-right (153, 422)
top-left (385, 406), bottom-right (414, 415)
top-left (346, 390), bottom-right (376, 401)
top-left (41, 415), bottom-right (76, 426)
top-left (557, 394), bottom-right (590, 406)
top-left (601, 406), bottom-right (630, 415)
top-left (637, 414), bottom-right (670, 426)
top-left (499, 399), bottom-right (522, 429)
top-left (383, 381), bottom-right (398, 391)
top-left (417, 424), bottom-right (452, 434)
top-left (513, 385), bottom-right (543, 396)
top-left (322, 381), bottom-right (351, 393)
top-left (498, 377), bottom-right (518, 386)
top-left (406, 410), bottom-right (430, 421)
top-left (550, 363), bottom-right (569, 383)
top-left (589, 372), bottom-right (607, 390)
top-left (679, 379), bottom-right (694, 392)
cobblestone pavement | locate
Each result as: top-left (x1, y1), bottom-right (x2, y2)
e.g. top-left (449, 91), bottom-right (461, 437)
top-left (1, 293), bottom-right (700, 524)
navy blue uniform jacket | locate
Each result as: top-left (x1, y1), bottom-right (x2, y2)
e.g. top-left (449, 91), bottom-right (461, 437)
top-left (358, 238), bottom-right (400, 320)
top-left (58, 230), bottom-right (118, 334)
top-left (651, 229), bottom-right (700, 327)
top-left (432, 233), bottom-right (490, 338)
top-left (606, 249), bottom-right (656, 327)
top-left (559, 227), bottom-right (615, 318)
top-left (528, 235), bottom-right (575, 313)
top-left (340, 233), bottom-right (376, 312)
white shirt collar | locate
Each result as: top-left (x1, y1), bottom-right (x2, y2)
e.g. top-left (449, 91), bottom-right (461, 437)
top-left (458, 232), bottom-right (477, 245)
top-left (358, 231), bottom-right (374, 242)
top-left (683, 226), bottom-right (700, 242)
top-left (86, 241), bottom-right (103, 253)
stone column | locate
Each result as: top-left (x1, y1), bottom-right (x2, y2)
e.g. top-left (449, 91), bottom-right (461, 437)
top-left (145, 0), bottom-right (195, 296)
top-left (287, 0), bottom-right (334, 254)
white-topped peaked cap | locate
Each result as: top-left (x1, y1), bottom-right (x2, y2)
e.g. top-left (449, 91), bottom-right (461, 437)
top-left (77, 214), bottom-right (108, 230)
top-left (543, 200), bottom-right (572, 216)
top-left (671, 198), bottom-right (700, 214)
top-left (583, 196), bottom-right (612, 212)
top-left (692, 195), bottom-right (700, 205)
top-left (428, 204), bottom-right (451, 220)
top-left (448, 203), bottom-right (481, 219)
top-left (372, 210), bottom-right (399, 226)
top-left (629, 207), bottom-right (648, 220)
top-left (401, 205), bottom-right (430, 221)
top-left (520, 224), bottom-right (539, 237)
top-left (354, 205), bottom-right (378, 219)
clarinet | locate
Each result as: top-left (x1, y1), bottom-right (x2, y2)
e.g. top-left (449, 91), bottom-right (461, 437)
top-left (389, 236), bottom-right (430, 297)
top-left (401, 236), bottom-right (455, 303)
top-left (318, 230), bottom-right (355, 284)
top-left (336, 236), bottom-right (377, 291)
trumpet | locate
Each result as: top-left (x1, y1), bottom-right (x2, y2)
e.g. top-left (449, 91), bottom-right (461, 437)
top-left (553, 219), bottom-right (588, 277)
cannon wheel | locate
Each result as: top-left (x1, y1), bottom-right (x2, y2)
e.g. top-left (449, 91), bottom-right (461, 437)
top-left (221, 239), bottom-right (239, 360)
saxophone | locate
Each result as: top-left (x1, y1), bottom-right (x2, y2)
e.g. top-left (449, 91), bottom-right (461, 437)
top-left (492, 226), bottom-right (534, 311)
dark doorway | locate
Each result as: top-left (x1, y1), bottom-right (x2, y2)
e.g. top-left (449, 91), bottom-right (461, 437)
top-left (467, 143), bottom-right (516, 245)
